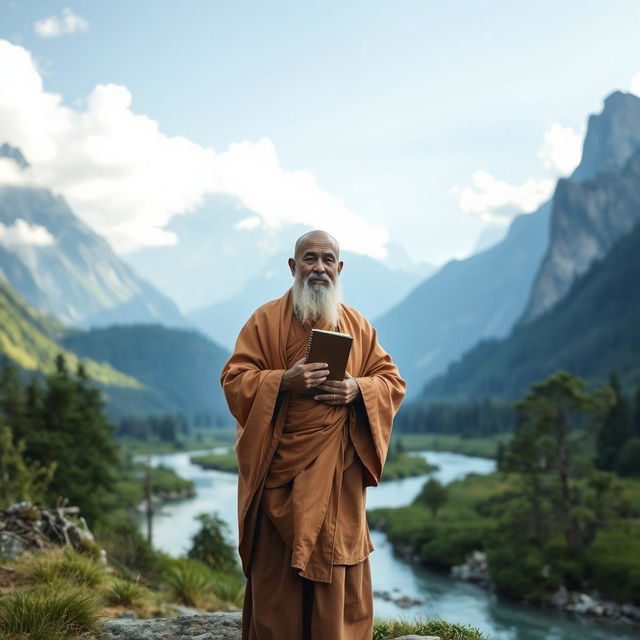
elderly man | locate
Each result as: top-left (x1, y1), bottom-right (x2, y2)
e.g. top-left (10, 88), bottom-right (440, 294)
top-left (220, 230), bottom-right (406, 640)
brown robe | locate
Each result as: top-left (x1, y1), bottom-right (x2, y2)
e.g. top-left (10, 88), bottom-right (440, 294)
top-left (220, 288), bottom-right (406, 638)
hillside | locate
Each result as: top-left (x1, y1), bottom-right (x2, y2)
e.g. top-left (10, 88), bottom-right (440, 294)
top-left (0, 277), bottom-right (142, 390)
top-left (0, 277), bottom-right (228, 420)
top-left (419, 221), bottom-right (640, 402)
top-left (61, 324), bottom-right (230, 420)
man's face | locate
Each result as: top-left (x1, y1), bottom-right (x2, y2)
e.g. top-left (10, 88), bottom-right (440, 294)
top-left (288, 235), bottom-right (343, 287)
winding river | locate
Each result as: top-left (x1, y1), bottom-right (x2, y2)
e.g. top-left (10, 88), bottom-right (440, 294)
top-left (135, 448), bottom-right (640, 640)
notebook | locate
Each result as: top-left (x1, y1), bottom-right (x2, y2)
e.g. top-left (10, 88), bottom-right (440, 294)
top-left (304, 328), bottom-right (353, 381)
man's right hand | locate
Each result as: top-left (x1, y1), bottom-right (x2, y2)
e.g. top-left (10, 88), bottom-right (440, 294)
top-left (280, 358), bottom-right (329, 392)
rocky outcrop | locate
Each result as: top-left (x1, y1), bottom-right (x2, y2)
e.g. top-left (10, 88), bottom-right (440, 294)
top-left (0, 502), bottom-right (103, 561)
top-left (450, 550), bottom-right (490, 587)
top-left (101, 612), bottom-right (242, 640)
top-left (522, 148), bottom-right (640, 322)
top-left (450, 550), bottom-right (640, 627)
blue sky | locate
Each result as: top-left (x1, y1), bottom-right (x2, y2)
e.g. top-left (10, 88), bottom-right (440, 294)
top-left (1, 0), bottom-right (640, 264)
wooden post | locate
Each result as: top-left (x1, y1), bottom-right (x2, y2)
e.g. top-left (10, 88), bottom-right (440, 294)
top-left (145, 454), bottom-right (153, 545)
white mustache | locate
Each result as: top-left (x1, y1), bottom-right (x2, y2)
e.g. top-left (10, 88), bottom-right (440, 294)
top-left (306, 273), bottom-right (331, 284)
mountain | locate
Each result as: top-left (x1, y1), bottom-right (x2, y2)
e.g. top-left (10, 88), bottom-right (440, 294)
top-left (187, 250), bottom-right (428, 350)
top-left (522, 140), bottom-right (640, 323)
top-left (571, 91), bottom-right (640, 182)
top-left (0, 144), bottom-right (191, 330)
top-left (375, 91), bottom-right (640, 397)
top-left (0, 275), bottom-right (229, 421)
top-left (60, 324), bottom-right (230, 421)
top-left (418, 220), bottom-right (640, 402)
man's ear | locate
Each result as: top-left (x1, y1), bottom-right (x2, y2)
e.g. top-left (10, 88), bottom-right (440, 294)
top-left (337, 260), bottom-right (344, 275)
top-left (288, 257), bottom-right (296, 277)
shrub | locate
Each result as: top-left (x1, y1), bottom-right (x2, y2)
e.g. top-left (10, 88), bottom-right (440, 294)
top-left (586, 527), bottom-right (640, 604)
top-left (0, 585), bottom-right (102, 640)
top-left (162, 557), bottom-right (219, 608)
top-left (373, 617), bottom-right (487, 640)
top-left (210, 569), bottom-right (245, 606)
top-left (104, 576), bottom-right (149, 607)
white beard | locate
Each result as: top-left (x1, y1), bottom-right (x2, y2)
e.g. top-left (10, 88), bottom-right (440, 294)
top-left (292, 271), bottom-right (342, 328)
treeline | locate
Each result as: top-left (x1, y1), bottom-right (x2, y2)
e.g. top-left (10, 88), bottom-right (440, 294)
top-left (395, 397), bottom-right (514, 436)
top-left (117, 410), bottom-right (229, 442)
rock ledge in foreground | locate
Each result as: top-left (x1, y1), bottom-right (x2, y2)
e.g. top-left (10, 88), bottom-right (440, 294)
top-left (101, 612), bottom-right (242, 640)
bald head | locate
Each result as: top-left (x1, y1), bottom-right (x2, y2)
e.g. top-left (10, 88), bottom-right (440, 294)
top-left (294, 230), bottom-right (340, 260)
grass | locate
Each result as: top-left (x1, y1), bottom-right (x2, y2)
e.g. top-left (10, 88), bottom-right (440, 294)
top-left (104, 576), bottom-right (150, 607)
top-left (162, 557), bottom-right (222, 609)
top-left (395, 433), bottom-right (511, 459)
top-left (118, 428), bottom-right (236, 456)
top-left (373, 617), bottom-right (488, 639)
top-left (381, 453), bottom-right (437, 481)
top-left (0, 586), bottom-right (103, 640)
top-left (12, 547), bottom-right (108, 588)
top-left (190, 450), bottom-right (238, 473)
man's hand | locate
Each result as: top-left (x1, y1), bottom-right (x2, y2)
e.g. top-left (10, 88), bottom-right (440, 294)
top-left (280, 358), bottom-right (329, 392)
top-left (313, 373), bottom-right (361, 405)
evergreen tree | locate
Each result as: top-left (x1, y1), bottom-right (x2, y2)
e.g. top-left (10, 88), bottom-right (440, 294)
top-left (187, 512), bottom-right (239, 573)
top-left (596, 372), bottom-right (633, 471)
top-left (25, 354), bottom-right (119, 524)
top-left (416, 477), bottom-right (448, 517)
top-left (0, 424), bottom-right (56, 507)
top-left (633, 384), bottom-right (640, 437)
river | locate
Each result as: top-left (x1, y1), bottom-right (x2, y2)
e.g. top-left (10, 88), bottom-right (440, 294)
top-left (135, 448), bottom-right (640, 640)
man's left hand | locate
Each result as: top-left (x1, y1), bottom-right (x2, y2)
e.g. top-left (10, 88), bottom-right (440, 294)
top-left (313, 373), bottom-right (362, 405)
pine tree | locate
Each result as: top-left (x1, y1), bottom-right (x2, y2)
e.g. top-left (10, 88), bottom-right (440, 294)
top-left (25, 354), bottom-right (119, 524)
top-left (596, 372), bottom-right (633, 471)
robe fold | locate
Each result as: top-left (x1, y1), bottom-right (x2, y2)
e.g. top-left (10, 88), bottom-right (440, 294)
top-left (220, 288), bottom-right (406, 587)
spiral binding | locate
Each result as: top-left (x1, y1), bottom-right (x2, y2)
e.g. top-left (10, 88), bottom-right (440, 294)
top-left (304, 329), bottom-right (315, 363)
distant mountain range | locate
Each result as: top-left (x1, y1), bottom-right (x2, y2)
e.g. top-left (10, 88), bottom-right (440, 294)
top-left (188, 249), bottom-right (433, 350)
top-left (123, 196), bottom-right (435, 317)
top-left (376, 91), bottom-right (640, 397)
top-left (0, 144), bottom-right (191, 330)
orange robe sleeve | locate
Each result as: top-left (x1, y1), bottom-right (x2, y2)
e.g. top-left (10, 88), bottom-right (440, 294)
top-left (340, 307), bottom-right (407, 487)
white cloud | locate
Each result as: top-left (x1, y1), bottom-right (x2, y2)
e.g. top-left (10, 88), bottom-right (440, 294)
top-left (234, 216), bottom-right (262, 231)
top-left (0, 39), bottom-right (388, 258)
top-left (211, 139), bottom-right (388, 257)
top-left (538, 123), bottom-right (582, 175)
top-left (453, 171), bottom-right (555, 224)
top-left (0, 218), bottom-right (55, 247)
top-left (454, 121), bottom-right (583, 225)
top-left (630, 72), bottom-right (640, 97)
top-left (34, 7), bottom-right (88, 38)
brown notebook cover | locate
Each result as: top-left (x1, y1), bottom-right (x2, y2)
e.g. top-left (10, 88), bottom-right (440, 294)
top-left (304, 328), bottom-right (353, 381)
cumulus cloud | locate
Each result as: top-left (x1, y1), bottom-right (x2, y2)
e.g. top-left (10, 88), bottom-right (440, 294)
top-left (452, 172), bottom-right (555, 224)
top-left (538, 123), bottom-right (582, 175)
top-left (630, 72), bottom-right (640, 97)
top-left (454, 121), bottom-right (583, 225)
top-left (0, 39), bottom-right (388, 257)
top-left (34, 7), bottom-right (88, 38)
top-left (0, 218), bottom-right (55, 247)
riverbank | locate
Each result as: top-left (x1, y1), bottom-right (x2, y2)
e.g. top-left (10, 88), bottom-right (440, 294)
top-left (394, 432), bottom-right (511, 459)
top-left (368, 471), bottom-right (640, 630)
top-left (190, 449), bottom-right (438, 482)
